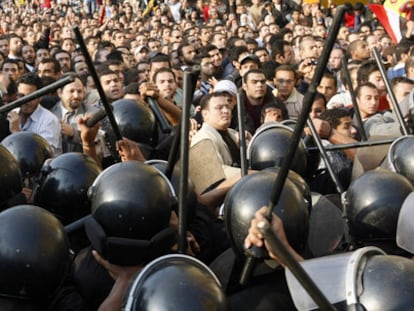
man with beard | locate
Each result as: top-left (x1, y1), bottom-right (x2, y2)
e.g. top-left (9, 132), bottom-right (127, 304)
top-left (194, 53), bottom-right (216, 99)
top-left (51, 73), bottom-right (99, 153)
top-left (21, 44), bottom-right (36, 72)
top-left (7, 34), bottom-right (23, 60)
top-left (203, 45), bottom-right (224, 79)
top-left (52, 49), bottom-right (72, 73)
top-left (177, 42), bottom-right (197, 70)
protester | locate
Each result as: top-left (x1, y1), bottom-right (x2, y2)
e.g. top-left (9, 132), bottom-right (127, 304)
top-left (1, 1), bottom-right (414, 309)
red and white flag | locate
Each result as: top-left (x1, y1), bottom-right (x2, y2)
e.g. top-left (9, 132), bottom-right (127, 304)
top-left (368, 3), bottom-right (402, 44)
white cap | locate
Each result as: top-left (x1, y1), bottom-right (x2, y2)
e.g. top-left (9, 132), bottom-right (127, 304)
top-left (214, 79), bottom-right (238, 97)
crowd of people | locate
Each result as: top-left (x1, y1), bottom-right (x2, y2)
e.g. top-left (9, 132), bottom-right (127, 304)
top-left (1, 0), bottom-right (414, 309)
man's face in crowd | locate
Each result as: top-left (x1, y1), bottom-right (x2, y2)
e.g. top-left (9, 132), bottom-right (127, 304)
top-left (113, 32), bottom-right (128, 47)
top-left (300, 37), bottom-right (318, 60)
top-left (38, 62), bottom-right (60, 79)
top-left (155, 71), bottom-right (177, 100)
top-left (263, 107), bottom-right (283, 123)
top-left (9, 37), bottom-right (23, 55)
top-left (255, 50), bottom-right (269, 63)
top-left (36, 49), bottom-right (50, 64)
top-left (274, 70), bottom-right (296, 99)
top-left (54, 52), bottom-right (71, 72)
top-left (100, 73), bottom-right (123, 102)
top-left (243, 72), bottom-right (267, 100)
top-left (202, 95), bottom-right (232, 131)
top-left (58, 78), bottom-right (85, 111)
top-left (2, 62), bottom-right (19, 81)
top-left (149, 61), bottom-right (170, 81)
top-left (309, 98), bottom-right (326, 119)
top-left (328, 49), bottom-right (343, 71)
top-left (200, 56), bottom-right (215, 78)
top-left (181, 45), bottom-right (196, 65)
top-left (317, 77), bottom-right (337, 102)
top-left (73, 61), bottom-right (89, 75)
top-left (18, 83), bottom-right (40, 117)
top-left (357, 85), bottom-right (380, 119)
top-left (148, 40), bottom-right (161, 52)
top-left (199, 28), bottom-right (212, 42)
top-left (368, 70), bottom-right (386, 95)
top-left (62, 39), bottom-right (75, 54)
top-left (354, 41), bottom-right (371, 61)
top-left (395, 82), bottom-right (414, 104)
top-left (170, 30), bottom-right (183, 43)
top-left (211, 34), bottom-right (227, 50)
top-left (336, 116), bottom-right (354, 137)
top-left (208, 48), bottom-right (222, 68)
top-left (0, 39), bottom-right (10, 56)
top-left (22, 45), bottom-right (36, 65)
top-left (86, 38), bottom-right (99, 54)
top-left (108, 64), bottom-right (125, 86)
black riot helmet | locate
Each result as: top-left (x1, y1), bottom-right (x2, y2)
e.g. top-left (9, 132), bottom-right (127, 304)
top-left (387, 135), bottom-right (414, 184)
top-left (145, 159), bottom-right (198, 218)
top-left (286, 247), bottom-right (414, 311)
top-left (123, 254), bottom-right (228, 311)
top-left (1, 132), bottom-right (53, 180)
top-left (0, 205), bottom-right (71, 301)
top-left (86, 161), bottom-right (176, 265)
top-left (248, 122), bottom-right (308, 176)
top-left (112, 98), bottom-right (158, 150)
top-left (34, 152), bottom-right (102, 225)
top-left (346, 169), bottom-right (414, 243)
top-left (0, 144), bottom-right (23, 210)
top-left (263, 166), bottom-right (312, 211)
top-left (224, 169), bottom-right (309, 258)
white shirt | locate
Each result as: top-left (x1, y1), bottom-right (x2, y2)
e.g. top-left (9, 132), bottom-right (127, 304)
top-left (20, 104), bottom-right (62, 156)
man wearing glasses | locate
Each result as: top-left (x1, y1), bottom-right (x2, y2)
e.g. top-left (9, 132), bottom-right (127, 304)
top-left (273, 64), bottom-right (303, 120)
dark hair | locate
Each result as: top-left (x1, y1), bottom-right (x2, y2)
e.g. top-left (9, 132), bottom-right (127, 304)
top-left (261, 60), bottom-right (278, 81)
top-left (313, 92), bottom-right (327, 106)
top-left (1, 58), bottom-right (20, 71)
top-left (106, 50), bottom-right (124, 62)
top-left (51, 49), bottom-right (71, 60)
top-left (274, 64), bottom-right (297, 80)
top-left (199, 91), bottom-right (231, 110)
top-left (37, 57), bottom-right (61, 73)
top-left (243, 68), bottom-right (265, 83)
top-left (390, 76), bottom-right (414, 89)
top-left (320, 107), bottom-right (352, 129)
top-left (149, 53), bottom-right (171, 67)
top-left (260, 99), bottom-right (289, 122)
top-left (152, 67), bottom-right (176, 83)
top-left (271, 40), bottom-right (290, 60)
top-left (96, 67), bottom-right (118, 78)
top-left (16, 72), bottom-right (43, 89)
top-left (229, 45), bottom-right (248, 62)
top-left (177, 42), bottom-right (192, 59)
top-left (321, 72), bottom-right (338, 88)
top-left (395, 40), bottom-right (411, 62)
top-left (201, 45), bottom-right (220, 55)
top-left (355, 82), bottom-right (378, 98)
top-left (124, 82), bottom-right (140, 95)
top-left (357, 60), bottom-right (379, 85)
